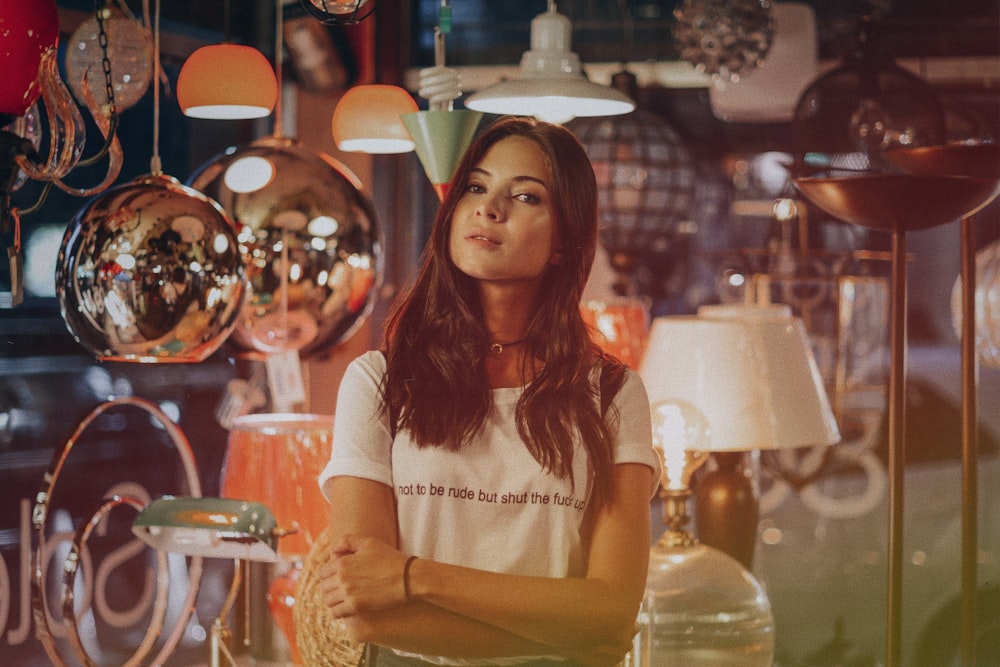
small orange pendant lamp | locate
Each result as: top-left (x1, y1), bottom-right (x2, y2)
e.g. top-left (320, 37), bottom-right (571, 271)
top-left (331, 84), bottom-right (419, 153)
top-left (329, 2), bottom-right (481, 200)
top-left (177, 43), bottom-right (278, 119)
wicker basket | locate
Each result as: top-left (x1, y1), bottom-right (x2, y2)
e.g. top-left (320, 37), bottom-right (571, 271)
top-left (293, 528), bottom-right (365, 667)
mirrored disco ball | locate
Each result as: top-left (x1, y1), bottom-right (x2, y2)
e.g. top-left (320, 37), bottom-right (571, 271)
top-left (673, 0), bottom-right (774, 82)
top-left (189, 135), bottom-right (381, 358)
top-left (57, 174), bottom-right (247, 362)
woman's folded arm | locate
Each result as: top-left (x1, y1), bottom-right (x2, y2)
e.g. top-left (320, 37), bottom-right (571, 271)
top-left (319, 464), bottom-right (652, 661)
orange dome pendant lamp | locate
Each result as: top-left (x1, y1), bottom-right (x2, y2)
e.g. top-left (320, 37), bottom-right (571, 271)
top-left (177, 43), bottom-right (278, 119)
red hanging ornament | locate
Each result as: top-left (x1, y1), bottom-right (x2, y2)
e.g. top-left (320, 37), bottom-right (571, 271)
top-left (0, 0), bottom-right (60, 116)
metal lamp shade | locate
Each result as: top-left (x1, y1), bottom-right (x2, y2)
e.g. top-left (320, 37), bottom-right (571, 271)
top-left (464, 4), bottom-right (634, 123)
top-left (401, 109), bottom-right (483, 201)
top-left (332, 84), bottom-right (418, 154)
top-left (132, 496), bottom-right (279, 562)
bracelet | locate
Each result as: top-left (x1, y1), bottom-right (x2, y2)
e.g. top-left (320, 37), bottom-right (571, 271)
top-left (403, 555), bottom-right (418, 602)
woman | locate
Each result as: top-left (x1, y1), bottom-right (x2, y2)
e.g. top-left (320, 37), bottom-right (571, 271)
top-left (318, 117), bottom-right (659, 666)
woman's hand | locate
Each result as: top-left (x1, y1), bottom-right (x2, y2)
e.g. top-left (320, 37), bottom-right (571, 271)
top-left (319, 534), bottom-right (410, 617)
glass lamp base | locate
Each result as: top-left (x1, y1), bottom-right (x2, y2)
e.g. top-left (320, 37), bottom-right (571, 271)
top-left (633, 542), bottom-right (775, 666)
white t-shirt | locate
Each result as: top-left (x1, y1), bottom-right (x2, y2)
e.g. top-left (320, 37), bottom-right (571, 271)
top-left (319, 350), bottom-right (659, 663)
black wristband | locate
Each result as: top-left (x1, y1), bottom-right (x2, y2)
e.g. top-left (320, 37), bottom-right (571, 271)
top-left (403, 555), bottom-right (418, 602)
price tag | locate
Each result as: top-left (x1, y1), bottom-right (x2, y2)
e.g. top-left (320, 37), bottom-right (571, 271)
top-left (6, 244), bottom-right (23, 307)
top-left (4, 208), bottom-right (23, 307)
top-left (266, 349), bottom-right (306, 411)
top-left (215, 378), bottom-right (268, 429)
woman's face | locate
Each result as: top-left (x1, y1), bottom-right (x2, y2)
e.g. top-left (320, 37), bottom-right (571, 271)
top-left (449, 136), bottom-right (562, 289)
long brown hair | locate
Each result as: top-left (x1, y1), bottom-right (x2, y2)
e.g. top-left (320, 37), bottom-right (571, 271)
top-left (381, 117), bottom-right (623, 503)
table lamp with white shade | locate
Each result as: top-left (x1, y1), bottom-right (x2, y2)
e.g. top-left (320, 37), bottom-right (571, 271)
top-left (693, 303), bottom-right (840, 565)
top-left (634, 304), bottom-right (839, 664)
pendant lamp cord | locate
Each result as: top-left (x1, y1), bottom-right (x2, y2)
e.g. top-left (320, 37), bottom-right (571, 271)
top-left (143, 0), bottom-right (162, 176)
top-left (224, 0), bottom-right (232, 42)
top-left (617, 0), bottom-right (634, 68)
top-left (273, 0), bottom-right (284, 137)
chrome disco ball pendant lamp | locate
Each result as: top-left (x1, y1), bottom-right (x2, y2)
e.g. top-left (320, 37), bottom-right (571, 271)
top-left (56, 174), bottom-right (247, 362)
top-left (672, 0), bottom-right (774, 82)
top-left (189, 135), bottom-right (381, 358)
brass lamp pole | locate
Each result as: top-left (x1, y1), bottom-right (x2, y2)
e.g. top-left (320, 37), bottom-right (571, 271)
top-left (794, 173), bottom-right (1000, 666)
top-left (881, 143), bottom-right (1000, 665)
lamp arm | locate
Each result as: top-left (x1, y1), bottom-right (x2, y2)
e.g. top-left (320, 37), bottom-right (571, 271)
top-left (52, 83), bottom-right (124, 197)
top-left (210, 619), bottom-right (239, 667)
top-left (71, 89), bottom-right (121, 170)
top-left (210, 558), bottom-right (244, 667)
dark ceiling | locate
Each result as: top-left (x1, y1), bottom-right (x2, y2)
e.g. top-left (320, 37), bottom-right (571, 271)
top-left (57, 0), bottom-right (1000, 68)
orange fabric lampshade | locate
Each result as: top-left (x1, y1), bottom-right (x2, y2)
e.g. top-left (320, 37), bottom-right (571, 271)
top-left (581, 298), bottom-right (651, 370)
top-left (221, 413), bottom-right (334, 557)
top-left (177, 43), bottom-right (278, 119)
top-left (332, 84), bottom-right (418, 153)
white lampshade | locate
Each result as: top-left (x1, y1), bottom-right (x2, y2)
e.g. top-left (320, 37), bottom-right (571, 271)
top-left (464, 2), bottom-right (634, 123)
top-left (640, 303), bottom-right (840, 452)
